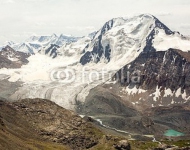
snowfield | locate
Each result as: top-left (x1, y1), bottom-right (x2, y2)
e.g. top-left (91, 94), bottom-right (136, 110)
top-left (153, 29), bottom-right (190, 51)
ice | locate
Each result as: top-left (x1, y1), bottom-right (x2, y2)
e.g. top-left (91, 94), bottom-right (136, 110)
top-left (152, 86), bottom-right (161, 102)
top-left (175, 88), bottom-right (181, 97)
top-left (164, 88), bottom-right (173, 97)
top-left (153, 30), bottom-right (190, 51)
top-left (125, 86), bottom-right (146, 95)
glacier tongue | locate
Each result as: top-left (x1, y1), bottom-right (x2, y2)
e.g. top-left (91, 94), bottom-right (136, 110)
top-left (5, 58), bottom-right (116, 110)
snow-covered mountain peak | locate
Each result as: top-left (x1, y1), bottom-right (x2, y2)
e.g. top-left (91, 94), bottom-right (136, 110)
top-left (104, 17), bottom-right (126, 28)
top-left (2, 45), bottom-right (15, 53)
top-left (4, 41), bottom-right (15, 46)
top-left (26, 35), bottom-right (40, 42)
top-left (51, 33), bottom-right (58, 37)
top-left (26, 34), bottom-right (55, 43)
top-left (59, 34), bottom-right (73, 37)
top-left (0, 45), bottom-right (30, 64)
top-left (57, 34), bottom-right (79, 42)
top-left (96, 17), bottom-right (127, 37)
top-left (93, 14), bottom-right (155, 40)
top-left (37, 34), bottom-right (57, 43)
top-left (80, 14), bottom-right (190, 67)
top-left (95, 14), bottom-right (172, 38)
top-left (80, 14), bottom-right (158, 65)
top-left (39, 44), bottom-right (60, 58)
top-left (87, 31), bottom-right (97, 40)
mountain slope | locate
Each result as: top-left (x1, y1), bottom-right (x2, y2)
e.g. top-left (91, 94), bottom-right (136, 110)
top-left (0, 46), bottom-right (30, 69)
top-left (0, 98), bottom-right (129, 150)
top-left (1, 98), bottom-right (190, 150)
top-left (77, 84), bottom-right (190, 138)
top-left (105, 48), bottom-right (190, 109)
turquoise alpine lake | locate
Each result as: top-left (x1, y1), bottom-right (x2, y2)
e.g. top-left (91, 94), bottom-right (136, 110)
top-left (164, 129), bottom-right (185, 137)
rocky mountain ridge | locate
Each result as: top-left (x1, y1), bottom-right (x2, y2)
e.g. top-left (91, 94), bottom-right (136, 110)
top-left (0, 45), bottom-right (30, 69)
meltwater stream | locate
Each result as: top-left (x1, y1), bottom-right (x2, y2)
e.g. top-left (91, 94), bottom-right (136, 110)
top-left (80, 115), bottom-right (161, 144)
top-left (96, 118), bottom-right (162, 144)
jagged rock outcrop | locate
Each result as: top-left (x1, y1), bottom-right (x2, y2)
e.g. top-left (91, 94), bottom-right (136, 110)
top-left (114, 48), bottom-right (190, 91)
top-left (114, 140), bottom-right (131, 150)
top-left (39, 44), bottom-right (60, 58)
top-left (0, 45), bottom-right (30, 68)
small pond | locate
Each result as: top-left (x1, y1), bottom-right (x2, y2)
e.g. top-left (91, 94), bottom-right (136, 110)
top-left (164, 129), bottom-right (185, 137)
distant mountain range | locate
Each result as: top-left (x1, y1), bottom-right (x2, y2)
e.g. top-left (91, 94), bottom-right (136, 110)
top-left (0, 33), bottom-right (89, 54)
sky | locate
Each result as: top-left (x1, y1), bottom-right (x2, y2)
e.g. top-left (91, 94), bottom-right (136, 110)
top-left (0, 0), bottom-right (190, 44)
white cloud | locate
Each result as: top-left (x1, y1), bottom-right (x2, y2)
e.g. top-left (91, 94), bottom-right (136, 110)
top-left (66, 26), bottom-right (96, 31)
top-left (180, 24), bottom-right (190, 30)
top-left (0, 0), bottom-right (15, 4)
top-left (23, 0), bottom-right (46, 2)
top-left (156, 12), bottom-right (173, 16)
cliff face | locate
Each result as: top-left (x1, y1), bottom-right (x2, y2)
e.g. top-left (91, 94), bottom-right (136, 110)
top-left (110, 48), bottom-right (190, 108)
top-left (115, 48), bottom-right (190, 91)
